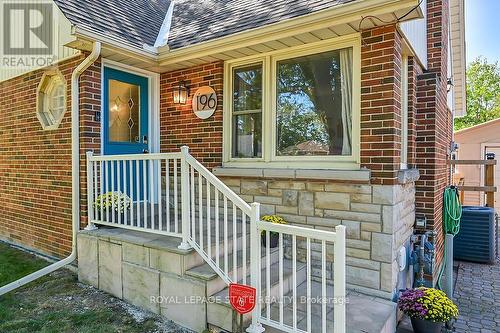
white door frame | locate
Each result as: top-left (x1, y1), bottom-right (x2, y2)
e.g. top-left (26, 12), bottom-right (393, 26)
top-left (100, 59), bottom-right (161, 154)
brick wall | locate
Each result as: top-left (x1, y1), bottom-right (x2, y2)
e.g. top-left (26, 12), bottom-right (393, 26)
top-left (407, 57), bottom-right (423, 167)
top-left (415, 0), bottom-right (452, 274)
top-left (159, 62), bottom-right (223, 169)
top-left (0, 54), bottom-right (101, 257)
top-left (360, 25), bottom-right (403, 185)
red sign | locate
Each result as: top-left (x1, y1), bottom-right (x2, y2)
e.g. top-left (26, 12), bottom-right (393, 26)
top-left (229, 283), bottom-right (256, 314)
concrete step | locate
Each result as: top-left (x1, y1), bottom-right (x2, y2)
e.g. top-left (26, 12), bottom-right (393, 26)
top-left (207, 258), bottom-right (307, 332)
top-left (186, 246), bottom-right (280, 296)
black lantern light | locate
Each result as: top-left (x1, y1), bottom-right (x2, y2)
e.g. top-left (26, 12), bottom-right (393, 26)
top-left (173, 81), bottom-right (189, 104)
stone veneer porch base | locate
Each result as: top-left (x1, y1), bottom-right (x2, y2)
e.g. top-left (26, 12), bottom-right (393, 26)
top-left (78, 228), bottom-right (398, 333)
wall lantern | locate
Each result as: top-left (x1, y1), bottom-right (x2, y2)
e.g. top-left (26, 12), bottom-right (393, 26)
top-left (173, 81), bottom-right (190, 104)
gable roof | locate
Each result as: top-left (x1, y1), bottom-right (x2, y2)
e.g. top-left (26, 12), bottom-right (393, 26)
top-left (54, 0), bottom-right (355, 51)
top-left (54, 0), bottom-right (171, 49)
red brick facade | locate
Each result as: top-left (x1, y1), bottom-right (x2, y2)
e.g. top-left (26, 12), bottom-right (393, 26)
top-left (415, 0), bottom-right (453, 271)
top-left (360, 25), bottom-right (403, 185)
top-left (160, 62), bottom-right (224, 169)
top-left (0, 55), bottom-right (101, 257)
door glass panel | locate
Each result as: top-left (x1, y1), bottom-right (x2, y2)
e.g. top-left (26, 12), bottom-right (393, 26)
top-left (108, 79), bottom-right (140, 143)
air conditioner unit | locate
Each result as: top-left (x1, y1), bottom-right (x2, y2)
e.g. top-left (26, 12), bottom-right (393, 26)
top-left (453, 206), bottom-right (497, 264)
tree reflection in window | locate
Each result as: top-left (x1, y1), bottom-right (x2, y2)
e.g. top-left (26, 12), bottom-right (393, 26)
top-left (232, 64), bottom-right (263, 158)
top-left (276, 48), bottom-right (353, 156)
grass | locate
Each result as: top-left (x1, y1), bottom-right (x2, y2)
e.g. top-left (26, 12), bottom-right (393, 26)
top-left (0, 242), bottom-right (192, 333)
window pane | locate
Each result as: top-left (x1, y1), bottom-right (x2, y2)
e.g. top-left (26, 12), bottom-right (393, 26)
top-left (232, 64), bottom-right (263, 158)
top-left (276, 48), bottom-right (353, 156)
top-left (108, 79), bottom-right (140, 143)
top-left (232, 113), bottom-right (262, 158)
top-left (233, 65), bottom-right (262, 112)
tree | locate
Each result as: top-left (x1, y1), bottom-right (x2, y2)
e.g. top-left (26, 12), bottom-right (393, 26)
top-left (455, 57), bottom-right (500, 130)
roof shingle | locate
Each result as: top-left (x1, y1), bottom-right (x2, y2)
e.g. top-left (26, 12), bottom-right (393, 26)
top-left (55, 0), bottom-right (355, 51)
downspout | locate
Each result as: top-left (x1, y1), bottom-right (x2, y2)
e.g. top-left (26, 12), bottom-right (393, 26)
top-left (0, 42), bottom-right (101, 296)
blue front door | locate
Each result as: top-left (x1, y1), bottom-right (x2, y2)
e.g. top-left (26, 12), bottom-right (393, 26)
top-left (103, 67), bottom-right (149, 155)
top-left (103, 67), bottom-right (149, 202)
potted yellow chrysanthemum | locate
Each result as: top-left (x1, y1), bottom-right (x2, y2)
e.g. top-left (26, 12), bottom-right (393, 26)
top-left (261, 215), bottom-right (287, 248)
top-left (398, 287), bottom-right (459, 333)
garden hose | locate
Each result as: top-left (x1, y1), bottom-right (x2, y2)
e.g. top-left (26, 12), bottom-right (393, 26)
top-left (437, 186), bottom-right (462, 290)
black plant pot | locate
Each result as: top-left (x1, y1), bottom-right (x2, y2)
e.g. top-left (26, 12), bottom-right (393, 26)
top-left (410, 317), bottom-right (443, 333)
top-left (261, 232), bottom-right (279, 248)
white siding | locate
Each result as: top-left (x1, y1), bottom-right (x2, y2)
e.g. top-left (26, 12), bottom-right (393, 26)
top-left (449, 0), bottom-right (466, 117)
top-left (400, 0), bottom-right (428, 68)
top-left (0, 1), bottom-right (78, 82)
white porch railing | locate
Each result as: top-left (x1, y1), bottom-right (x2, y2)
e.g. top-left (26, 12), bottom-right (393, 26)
top-left (86, 147), bottom-right (346, 332)
top-left (251, 222), bottom-right (346, 333)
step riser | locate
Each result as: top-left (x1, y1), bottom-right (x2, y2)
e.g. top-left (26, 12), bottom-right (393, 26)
top-left (205, 248), bottom-right (281, 296)
top-left (207, 264), bottom-right (307, 331)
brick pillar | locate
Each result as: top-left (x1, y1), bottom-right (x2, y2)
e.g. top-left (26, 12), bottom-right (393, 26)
top-left (415, 0), bottom-right (452, 280)
top-left (360, 25), bottom-right (403, 185)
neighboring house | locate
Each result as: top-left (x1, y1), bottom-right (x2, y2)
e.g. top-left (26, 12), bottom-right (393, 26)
top-left (454, 119), bottom-right (500, 212)
top-left (0, 0), bottom-right (466, 332)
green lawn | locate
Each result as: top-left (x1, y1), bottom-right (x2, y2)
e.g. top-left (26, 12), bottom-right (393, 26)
top-left (0, 242), bottom-right (191, 333)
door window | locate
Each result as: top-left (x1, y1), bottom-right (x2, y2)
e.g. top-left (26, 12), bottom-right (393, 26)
top-left (108, 79), bottom-right (141, 143)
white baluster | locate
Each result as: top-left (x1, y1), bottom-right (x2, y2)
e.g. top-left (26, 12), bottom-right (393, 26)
top-left (207, 182), bottom-right (211, 259)
top-left (85, 152), bottom-right (97, 230)
top-left (224, 196), bottom-right (228, 275)
top-left (215, 190), bottom-right (220, 269)
top-left (158, 159), bottom-right (162, 231)
top-left (247, 202), bottom-right (264, 333)
top-left (307, 238), bottom-right (311, 332)
top-left (143, 159), bottom-right (147, 228)
top-left (117, 160), bottom-right (121, 225)
top-left (178, 146), bottom-right (191, 249)
top-left (174, 158), bottom-right (178, 233)
top-left (334, 225), bottom-right (346, 333)
top-left (233, 203), bottom-right (237, 282)
top-left (322, 240), bottom-right (327, 333)
top-left (135, 159), bottom-right (140, 227)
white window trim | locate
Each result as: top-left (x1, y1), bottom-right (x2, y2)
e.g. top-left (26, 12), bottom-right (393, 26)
top-left (401, 55), bottom-right (409, 170)
top-left (36, 69), bottom-right (67, 131)
top-left (223, 34), bottom-right (361, 170)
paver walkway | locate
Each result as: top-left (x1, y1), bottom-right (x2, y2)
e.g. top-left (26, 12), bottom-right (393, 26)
top-left (453, 255), bottom-right (500, 332)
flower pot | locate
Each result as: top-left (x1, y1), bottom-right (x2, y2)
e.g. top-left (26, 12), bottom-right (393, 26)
top-left (261, 232), bottom-right (279, 248)
top-left (410, 317), bottom-right (443, 333)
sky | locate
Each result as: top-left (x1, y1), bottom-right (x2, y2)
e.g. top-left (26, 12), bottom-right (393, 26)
top-left (465, 0), bottom-right (500, 64)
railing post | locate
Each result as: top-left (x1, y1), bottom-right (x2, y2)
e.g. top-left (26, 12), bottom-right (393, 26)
top-left (178, 146), bottom-right (192, 250)
top-left (334, 225), bottom-right (346, 333)
top-left (84, 151), bottom-right (98, 231)
top-left (247, 202), bottom-right (265, 333)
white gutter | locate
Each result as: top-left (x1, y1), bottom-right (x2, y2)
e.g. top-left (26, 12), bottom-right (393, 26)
top-left (0, 42), bottom-right (101, 296)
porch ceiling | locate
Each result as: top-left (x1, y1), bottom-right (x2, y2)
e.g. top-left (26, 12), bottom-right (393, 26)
top-left (69, 0), bottom-right (422, 74)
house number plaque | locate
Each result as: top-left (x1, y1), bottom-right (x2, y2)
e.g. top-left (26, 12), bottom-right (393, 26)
top-left (192, 86), bottom-right (217, 119)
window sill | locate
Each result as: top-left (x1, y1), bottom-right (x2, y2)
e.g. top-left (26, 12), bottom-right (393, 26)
top-left (212, 167), bottom-right (371, 182)
top-left (397, 168), bottom-right (420, 185)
